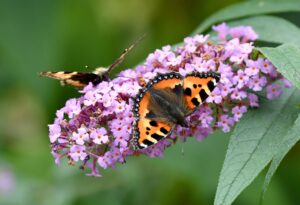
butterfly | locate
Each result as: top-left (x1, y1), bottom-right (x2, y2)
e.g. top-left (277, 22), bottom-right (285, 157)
top-left (130, 71), bottom-right (220, 150)
top-left (38, 35), bottom-right (145, 89)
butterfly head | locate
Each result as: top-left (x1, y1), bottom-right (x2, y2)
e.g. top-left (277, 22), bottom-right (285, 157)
top-left (178, 118), bottom-right (188, 127)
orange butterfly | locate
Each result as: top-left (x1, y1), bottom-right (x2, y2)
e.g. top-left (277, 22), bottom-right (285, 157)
top-left (131, 71), bottom-right (220, 150)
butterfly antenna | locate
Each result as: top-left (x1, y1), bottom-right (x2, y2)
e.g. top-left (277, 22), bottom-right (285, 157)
top-left (106, 33), bottom-right (146, 74)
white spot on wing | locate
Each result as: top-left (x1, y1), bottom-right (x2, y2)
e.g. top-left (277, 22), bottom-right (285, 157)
top-left (212, 79), bottom-right (217, 85)
top-left (140, 143), bottom-right (147, 148)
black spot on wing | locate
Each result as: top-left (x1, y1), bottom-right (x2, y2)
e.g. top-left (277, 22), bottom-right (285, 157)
top-left (143, 139), bottom-right (153, 146)
top-left (193, 84), bottom-right (197, 88)
top-left (199, 89), bottom-right (209, 102)
top-left (160, 127), bottom-right (168, 135)
top-left (184, 88), bottom-right (192, 96)
top-left (151, 133), bottom-right (164, 141)
top-left (149, 121), bottom-right (158, 127)
top-left (207, 81), bottom-right (215, 92)
top-left (191, 98), bottom-right (200, 106)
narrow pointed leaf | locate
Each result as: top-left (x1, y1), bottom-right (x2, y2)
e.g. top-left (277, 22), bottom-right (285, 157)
top-left (260, 114), bottom-right (300, 201)
top-left (214, 88), bottom-right (300, 205)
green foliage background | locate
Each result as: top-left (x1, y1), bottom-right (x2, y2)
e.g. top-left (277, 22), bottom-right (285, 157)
top-left (0, 0), bottom-right (300, 205)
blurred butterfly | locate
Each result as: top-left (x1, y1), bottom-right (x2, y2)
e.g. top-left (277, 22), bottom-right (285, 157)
top-left (38, 35), bottom-right (145, 89)
top-left (130, 71), bottom-right (220, 150)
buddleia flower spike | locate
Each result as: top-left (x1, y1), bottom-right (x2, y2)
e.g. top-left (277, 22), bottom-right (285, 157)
top-left (46, 24), bottom-right (290, 176)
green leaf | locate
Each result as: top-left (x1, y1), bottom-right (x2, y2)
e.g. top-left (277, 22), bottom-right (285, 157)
top-left (259, 44), bottom-right (300, 89)
top-left (193, 1), bottom-right (300, 34)
top-left (214, 88), bottom-right (300, 205)
top-left (260, 114), bottom-right (300, 202)
top-left (227, 16), bottom-right (300, 47)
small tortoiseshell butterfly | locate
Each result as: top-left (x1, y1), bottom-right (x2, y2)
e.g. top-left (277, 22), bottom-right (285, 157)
top-left (131, 71), bottom-right (220, 150)
top-left (38, 36), bottom-right (145, 89)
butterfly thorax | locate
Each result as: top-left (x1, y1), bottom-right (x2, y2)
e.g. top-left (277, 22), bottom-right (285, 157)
top-left (93, 67), bottom-right (109, 76)
top-left (147, 88), bottom-right (188, 127)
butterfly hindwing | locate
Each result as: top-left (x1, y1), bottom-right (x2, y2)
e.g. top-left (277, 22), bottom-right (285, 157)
top-left (135, 118), bottom-right (174, 149)
top-left (183, 72), bottom-right (220, 113)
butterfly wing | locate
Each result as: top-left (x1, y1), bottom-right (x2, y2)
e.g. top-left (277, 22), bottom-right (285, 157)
top-left (131, 72), bottom-right (183, 150)
top-left (183, 71), bottom-right (220, 114)
top-left (95, 34), bottom-right (146, 75)
top-left (38, 71), bottom-right (105, 89)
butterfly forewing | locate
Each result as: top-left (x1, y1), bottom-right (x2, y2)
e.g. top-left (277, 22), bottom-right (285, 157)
top-left (151, 74), bottom-right (183, 90)
top-left (183, 72), bottom-right (220, 113)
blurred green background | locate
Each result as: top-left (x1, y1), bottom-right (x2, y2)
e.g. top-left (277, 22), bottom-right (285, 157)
top-left (1, 0), bottom-right (300, 204)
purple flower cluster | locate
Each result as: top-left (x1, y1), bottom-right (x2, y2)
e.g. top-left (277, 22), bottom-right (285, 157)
top-left (48, 23), bottom-right (290, 176)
